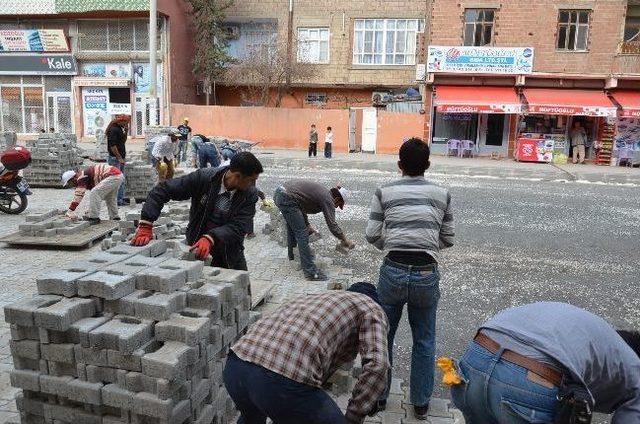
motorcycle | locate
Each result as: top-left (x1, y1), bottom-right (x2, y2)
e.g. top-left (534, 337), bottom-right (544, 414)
top-left (0, 169), bottom-right (31, 214)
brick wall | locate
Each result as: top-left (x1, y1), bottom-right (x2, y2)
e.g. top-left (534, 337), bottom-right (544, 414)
top-left (429, 0), bottom-right (631, 76)
top-left (224, 0), bottom-right (428, 88)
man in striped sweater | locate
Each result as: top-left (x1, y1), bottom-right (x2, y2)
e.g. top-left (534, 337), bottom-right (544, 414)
top-left (61, 164), bottom-right (125, 224)
top-left (365, 138), bottom-right (454, 420)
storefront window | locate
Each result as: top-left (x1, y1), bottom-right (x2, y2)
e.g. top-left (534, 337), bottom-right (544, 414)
top-left (432, 112), bottom-right (478, 144)
top-left (23, 87), bottom-right (44, 133)
top-left (78, 19), bottom-right (161, 52)
top-left (0, 87), bottom-right (24, 133)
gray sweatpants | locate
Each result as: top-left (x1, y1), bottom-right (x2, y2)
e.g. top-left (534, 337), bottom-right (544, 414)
top-left (87, 174), bottom-right (124, 220)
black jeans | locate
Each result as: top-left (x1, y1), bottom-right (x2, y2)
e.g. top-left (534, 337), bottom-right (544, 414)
top-left (309, 142), bottom-right (317, 157)
top-left (224, 352), bottom-right (346, 424)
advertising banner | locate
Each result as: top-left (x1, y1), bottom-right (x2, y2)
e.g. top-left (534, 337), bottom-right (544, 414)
top-left (132, 63), bottom-right (162, 94)
top-left (0, 29), bottom-right (68, 52)
top-left (0, 54), bottom-right (76, 75)
top-left (108, 103), bottom-right (131, 115)
top-left (80, 63), bottom-right (131, 79)
top-left (427, 46), bottom-right (534, 74)
top-left (82, 87), bottom-right (109, 137)
top-left (516, 138), bottom-right (554, 163)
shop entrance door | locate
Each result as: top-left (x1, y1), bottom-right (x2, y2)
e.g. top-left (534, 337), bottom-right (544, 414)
top-left (479, 114), bottom-right (508, 154)
top-left (46, 93), bottom-right (73, 133)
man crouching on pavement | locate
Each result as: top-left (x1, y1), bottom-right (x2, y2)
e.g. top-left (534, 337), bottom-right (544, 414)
top-left (224, 282), bottom-right (390, 424)
top-left (130, 152), bottom-right (263, 270)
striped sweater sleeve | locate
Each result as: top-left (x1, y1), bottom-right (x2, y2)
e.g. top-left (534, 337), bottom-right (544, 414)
top-left (439, 191), bottom-right (455, 249)
top-left (365, 188), bottom-right (385, 250)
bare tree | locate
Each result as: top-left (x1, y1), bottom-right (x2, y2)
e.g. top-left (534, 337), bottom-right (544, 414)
top-left (225, 43), bottom-right (318, 107)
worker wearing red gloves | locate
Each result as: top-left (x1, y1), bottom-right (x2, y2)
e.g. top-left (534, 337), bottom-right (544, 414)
top-left (131, 152), bottom-right (263, 270)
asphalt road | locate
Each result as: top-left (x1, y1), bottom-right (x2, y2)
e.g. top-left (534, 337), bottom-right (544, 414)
top-left (255, 156), bottom-right (640, 416)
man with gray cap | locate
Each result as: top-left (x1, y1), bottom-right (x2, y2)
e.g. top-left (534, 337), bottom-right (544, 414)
top-left (274, 179), bottom-right (355, 281)
top-left (151, 128), bottom-right (180, 182)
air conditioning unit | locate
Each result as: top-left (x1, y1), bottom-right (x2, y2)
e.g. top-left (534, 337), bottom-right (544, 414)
top-left (224, 25), bottom-right (241, 40)
top-left (372, 91), bottom-right (390, 105)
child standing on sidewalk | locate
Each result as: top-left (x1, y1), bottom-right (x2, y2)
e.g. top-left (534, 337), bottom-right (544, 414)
top-left (308, 124), bottom-right (318, 157)
top-left (324, 126), bottom-right (333, 158)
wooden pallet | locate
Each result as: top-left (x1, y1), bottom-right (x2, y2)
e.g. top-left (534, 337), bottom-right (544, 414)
top-left (0, 221), bottom-right (118, 249)
top-left (250, 278), bottom-right (275, 309)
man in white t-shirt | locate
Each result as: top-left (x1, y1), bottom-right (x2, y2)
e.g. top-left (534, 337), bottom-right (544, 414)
top-left (324, 126), bottom-right (333, 158)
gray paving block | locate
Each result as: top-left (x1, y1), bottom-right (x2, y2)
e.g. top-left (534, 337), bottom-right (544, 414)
top-left (186, 283), bottom-right (222, 319)
top-left (85, 365), bottom-right (118, 384)
top-left (102, 383), bottom-right (135, 410)
top-left (65, 378), bottom-right (103, 405)
top-left (4, 295), bottom-right (62, 327)
top-left (77, 272), bottom-right (136, 300)
top-left (194, 404), bottom-right (215, 424)
top-left (69, 314), bottom-right (113, 347)
top-left (104, 290), bottom-right (149, 316)
top-left (10, 324), bottom-right (40, 341)
top-left (39, 374), bottom-right (73, 396)
top-left (36, 269), bottom-right (95, 297)
top-left (47, 360), bottom-right (78, 377)
top-left (74, 345), bottom-right (108, 367)
top-left (10, 369), bottom-right (41, 391)
top-left (106, 240), bottom-right (167, 258)
top-left (89, 315), bottom-right (154, 354)
top-left (133, 392), bottom-right (174, 418)
top-left (32, 297), bottom-right (95, 331)
top-left (159, 258), bottom-right (204, 281)
top-left (9, 339), bottom-right (40, 360)
top-left (15, 393), bottom-right (45, 417)
top-left (155, 312), bottom-right (211, 346)
top-left (141, 341), bottom-right (195, 381)
top-left (428, 398), bottom-right (454, 418)
top-left (135, 266), bottom-right (187, 294)
top-left (104, 254), bottom-right (167, 276)
top-left (42, 402), bottom-right (102, 424)
top-left (206, 268), bottom-right (250, 291)
top-left (133, 291), bottom-right (187, 321)
top-left (40, 343), bottom-right (75, 364)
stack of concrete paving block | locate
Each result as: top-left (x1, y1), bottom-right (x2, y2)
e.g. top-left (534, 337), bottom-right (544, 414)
top-left (92, 132), bottom-right (109, 162)
top-left (23, 134), bottom-right (85, 187)
top-left (17, 210), bottom-right (92, 237)
top-left (1, 131), bottom-right (17, 150)
top-left (123, 156), bottom-right (157, 202)
top-left (101, 209), bottom-right (187, 250)
top-left (5, 240), bottom-right (251, 424)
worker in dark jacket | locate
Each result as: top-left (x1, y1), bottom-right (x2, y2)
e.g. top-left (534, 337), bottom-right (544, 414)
top-left (130, 152), bottom-right (263, 270)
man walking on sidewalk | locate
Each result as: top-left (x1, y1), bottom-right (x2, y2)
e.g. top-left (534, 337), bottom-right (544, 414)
top-left (308, 124), bottom-right (318, 158)
top-left (224, 283), bottom-right (390, 424)
top-left (61, 163), bottom-right (125, 224)
top-left (366, 138), bottom-right (454, 420)
top-left (274, 179), bottom-right (355, 281)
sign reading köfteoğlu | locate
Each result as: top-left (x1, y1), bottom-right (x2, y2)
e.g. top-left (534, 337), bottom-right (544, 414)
top-left (0, 54), bottom-right (77, 75)
top-left (427, 46), bottom-right (534, 74)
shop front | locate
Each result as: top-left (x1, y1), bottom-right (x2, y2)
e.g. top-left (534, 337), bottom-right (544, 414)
top-left (431, 85), bottom-right (521, 157)
top-left (609, 90), bottom-right (640, 166)
top-left (517, 89), bottom-right (618, 165)
top-left (74, 62), bottom-right (163, 139)
top-left (0, 29), bottom-right (76, 134)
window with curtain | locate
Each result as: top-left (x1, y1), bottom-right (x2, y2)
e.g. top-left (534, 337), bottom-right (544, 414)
top-left (297, 28), bottom-right (330, 63)
top-left (352, 19), bottom-right (419, 65)
top-left (556, 10), bottom-right (590, 51)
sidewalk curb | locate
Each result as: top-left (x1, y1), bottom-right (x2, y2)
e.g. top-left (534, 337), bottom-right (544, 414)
top-left (550, 163), bottom-right (577, 181)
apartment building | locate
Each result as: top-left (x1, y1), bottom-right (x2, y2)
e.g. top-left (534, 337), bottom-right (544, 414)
top-left (215, 0), bottom-right (429, 110)
top-left (0, 0), bottom-right (195, 139)
top-left (425, 0), bottom-right (640, 162)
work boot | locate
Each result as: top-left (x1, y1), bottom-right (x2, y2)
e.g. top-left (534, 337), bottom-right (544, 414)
top-left (112, 217), bottom-right (121, 221)
top-left (83, 217), bottom-right (101, 225)
top-left (305, 271), bottom-right (327, 281)
top-left (414, 405), bottom-right (429, 420)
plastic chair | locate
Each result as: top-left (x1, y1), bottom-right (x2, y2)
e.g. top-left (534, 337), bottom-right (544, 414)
top-left (446, 139), bottom-right (460, 157)
top-left (461, 140), bottom-right (475, 158)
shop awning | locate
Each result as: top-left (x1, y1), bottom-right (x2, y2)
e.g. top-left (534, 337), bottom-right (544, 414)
top-left (523, 88), bottom-right (617, 117)
top-left (434, 85), bottom-right (522, 113)
top-left (610, 90), bottom-right (640, 118)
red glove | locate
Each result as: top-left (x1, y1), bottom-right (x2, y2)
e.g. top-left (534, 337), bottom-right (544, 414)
top-left (190, 236), bottom-right (213, 260)
top-left (131, 221), bottom-right (153, 246)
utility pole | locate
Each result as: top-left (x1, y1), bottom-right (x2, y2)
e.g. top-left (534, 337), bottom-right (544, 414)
top-left (286, 0), bottom-right (294, 87)
top-left (149, 0), bottom-right (158, 127)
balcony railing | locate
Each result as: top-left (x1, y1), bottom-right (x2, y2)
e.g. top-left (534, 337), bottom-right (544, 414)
top-left (620, 40), bottom-right (640, 55)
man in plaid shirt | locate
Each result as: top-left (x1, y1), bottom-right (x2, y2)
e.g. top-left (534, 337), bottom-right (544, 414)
top-left (225, 283), bottom-right (390, 423)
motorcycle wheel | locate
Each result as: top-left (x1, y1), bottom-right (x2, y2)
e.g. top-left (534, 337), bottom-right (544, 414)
top-left (0, 190), bottom-right (28, 214)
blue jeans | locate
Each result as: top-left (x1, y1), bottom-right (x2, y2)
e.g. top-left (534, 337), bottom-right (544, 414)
top-left (451, 341), bottom-right (559, 423)
top-left (273, 187), bottom-right (316, 277)
top-left (378, 258), bottom-right (440, 407)
top-left (198, 144), bottom-right (220, 168)
top-left (107, 156), bottom-right (125, 205)
top-left (224, 352), bottom-right (346, 424)
top-left (324, 143), bottom-right (332, 158)
top-left (178, 140), bottom-right (187, 162)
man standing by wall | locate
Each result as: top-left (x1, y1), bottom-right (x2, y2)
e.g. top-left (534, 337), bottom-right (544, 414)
top-left (105, 115), bottom-right (130, 206)
top-left (366, 138), bottom-right (454, 420)
top-left (309, 124), bottom-right (318, 158)
top-left (570, 120), bottom-right (588, 165)
top-left (177, 117), bottom-right (192, 163)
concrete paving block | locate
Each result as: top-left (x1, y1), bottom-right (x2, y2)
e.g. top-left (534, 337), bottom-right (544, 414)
top-left (191, 378), bottom-right (210, 411)
top-left (141, 341), bottom-right (195, 381)
top-left (206, 268), bottom-right (250, 291)
top-left (77, 272), bottom-right (136, 300)
top-left (428, 398), bottom-right (454, 418)
top-left (104, 290), bottom-right (149, 316)
top-left (194, 404), bottom-right (215, 424)
top-left (15, 393), bottom-right (45, 417)
top-left (47, 360), bottom-right (78, 377)
top-left (381, 412), bottom-right (405, 424)
top-left (159, 258), bottom-right (204, 281)
top-left (74, 346), bottom-right (108, 367)
top-left (65, 378), bottom-right (103, 405)
top-left (106, 348), bottom-right (143, 372)
top-left (40, 343), bottom-right (75, 364)
top-left (135, 266), bottom-right (186, 294)
top-left (133, 291), bottom-right (187, 321)
top-left (42, 402), bottom-right (102, 424)
top-left (86, 365), bottom-right (118, 384)
top-left (155, 312), bottom-right (210, 346)
top-left (102, 383), bottom-right (135, 410)
top-left (133, 391), bottom-right (174, 418)
top-left (69, 314), bottom-right (113, 347)
top-left (10, 370), bottom-right (41, 391)
top-left (33, 297), bottom-right (96, 331)
top-left (4, 295), bottom-right (62, 327)
top-left (221, 324), bottom-right (238, 347)
top-left (12, 355), bottom-right (40, 371)
top-left (89, 316), bottom-right (153, 354)
top-left (10, 324), bottom-right (40, 341)
top-left (36, 269), bottom-right (95, 297)
top-left (234, 306), bottom-right (250, 333)
top-left (107, 240), bottom-right (167, 258)
top-left (186, 283), bottom-right (222, 318)
top-left (9, 339), bottom-right (40, 360)
top-left (39, 375), bottom-right (72, 396)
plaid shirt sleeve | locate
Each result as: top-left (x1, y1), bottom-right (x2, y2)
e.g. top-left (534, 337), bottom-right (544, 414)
top-left (345, 309), bottom-right (390, 422)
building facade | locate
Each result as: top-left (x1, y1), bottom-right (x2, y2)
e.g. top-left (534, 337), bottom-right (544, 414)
top-left (424, 0), bottom-right (640, 162)
top-left (0, 0), bottom-right (196, 139)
